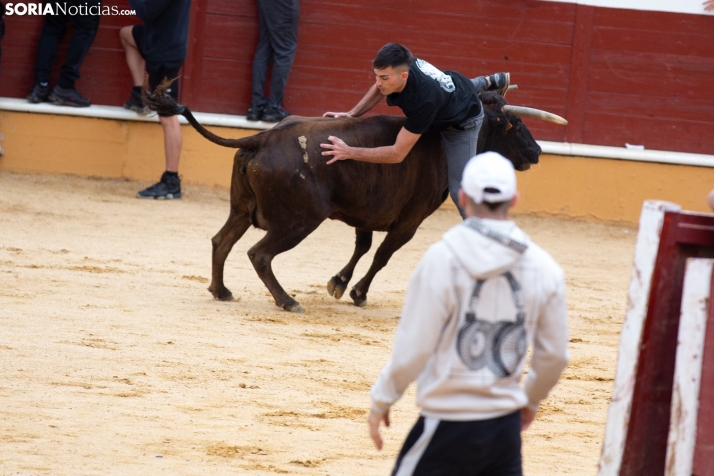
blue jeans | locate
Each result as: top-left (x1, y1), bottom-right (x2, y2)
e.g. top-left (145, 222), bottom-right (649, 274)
top-left (440, 76), bottom-right (490, 219)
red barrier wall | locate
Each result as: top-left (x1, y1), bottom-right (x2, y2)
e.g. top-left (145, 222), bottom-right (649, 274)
top-left (1, 0), bottom-right (713, 154)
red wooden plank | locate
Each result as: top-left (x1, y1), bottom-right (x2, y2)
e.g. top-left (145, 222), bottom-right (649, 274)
top-left (201, 14), bottom-right (259, 58)
top-left (592, 27), bottom-right (714, 58)
top-left (564, 4), bottom-right (594, 144)
top-left (619, 212), bottom-right (714, 476)
top-left (183, 0), bottom-right (209, 105)
top-left (206, 0), bottom-right (258, 17)
top-left (295, 24), bottom-right (574, 66)
top-left (299, 3), bottom-right (575, 45)
top-left (595, 7), bottom-right (714, 36)
top-left (588, 51), bottom-right (714, 100)
top-left (300, 0), bottom-right (576, 23)
top-left (580, 132), bottom-right (712, 156)
top-left (198, 57), bottom-right (253, 81)
top-left (692, 268), bottom-right (714, 476)
top-left (587, 92), bottom-right (714, 124)
top-left (584, 111), bottom-right (714, 139)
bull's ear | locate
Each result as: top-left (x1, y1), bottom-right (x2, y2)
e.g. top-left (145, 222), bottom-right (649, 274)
top-left (506, 122), bottom-right (513, 131)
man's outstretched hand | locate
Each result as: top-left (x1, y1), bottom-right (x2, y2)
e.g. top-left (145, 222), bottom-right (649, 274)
top-left (323, 112), bottom-right (352, 118)
top-left (321, 135), bottom-right (351, 164)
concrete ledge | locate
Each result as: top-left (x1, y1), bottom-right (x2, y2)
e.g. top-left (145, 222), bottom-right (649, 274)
top-left (0, 97), bottom-right (275, 130)
top-left (539, 141), bottom-right (714, 168)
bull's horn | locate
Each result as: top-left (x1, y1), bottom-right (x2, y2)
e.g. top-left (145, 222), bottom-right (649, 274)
top-left (502, 105), bottom-right (568, 125)
top-left (507, 84), bottom-right (518, 91)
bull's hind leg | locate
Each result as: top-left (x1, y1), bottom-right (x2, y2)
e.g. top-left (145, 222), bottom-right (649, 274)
top-left (208, 210), bottom-right (251, 301)
top-left (327, 228), bottom-right (373, 300)
top-left (247, 221), bottom-right (321, 313)
top-left (349, 224), bottom-right (419, 307)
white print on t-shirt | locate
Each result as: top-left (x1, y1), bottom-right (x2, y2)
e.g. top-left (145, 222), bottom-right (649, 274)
top-left (416, 58), bottom-right (455, 93)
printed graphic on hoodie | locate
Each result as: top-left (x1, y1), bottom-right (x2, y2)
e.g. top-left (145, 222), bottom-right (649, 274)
top-left (456, 272), bottom-right (527, 378)
top-left (415, 58), bottom-right (455, 93)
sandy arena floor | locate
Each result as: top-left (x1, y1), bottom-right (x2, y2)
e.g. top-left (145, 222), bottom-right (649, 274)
top-left (0, 171), bottom-right (637, 475)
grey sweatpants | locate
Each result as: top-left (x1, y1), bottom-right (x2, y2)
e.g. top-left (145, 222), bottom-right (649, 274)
top-left (440, 75), bottom-right (490, 219)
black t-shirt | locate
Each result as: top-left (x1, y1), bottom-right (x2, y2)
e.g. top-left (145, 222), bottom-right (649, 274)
top-left (386, 58), bottom-right (482, 134)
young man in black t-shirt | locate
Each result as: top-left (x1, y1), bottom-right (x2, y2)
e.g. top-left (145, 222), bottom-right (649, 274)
top-left (119, 0), bottom-right (191, 200)
top-left (321, 43), bottom-right (508, 218)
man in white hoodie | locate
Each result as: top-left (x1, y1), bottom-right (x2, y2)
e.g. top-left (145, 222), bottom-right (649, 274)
top-left (368, 151), bottom-right (569, 476)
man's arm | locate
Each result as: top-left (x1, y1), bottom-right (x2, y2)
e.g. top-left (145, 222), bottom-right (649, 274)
top-left (321, 126), bottom-right (421, 165)
top-left (369, 247), bottom-right (453, 449)
top-left (323, 84), bottom-right (383, 118)
top-left (524, 269), bottom-right (569, 414)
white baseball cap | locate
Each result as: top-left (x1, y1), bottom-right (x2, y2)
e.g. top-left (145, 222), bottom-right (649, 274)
top-left (461, 152), bottom-right (517, 204)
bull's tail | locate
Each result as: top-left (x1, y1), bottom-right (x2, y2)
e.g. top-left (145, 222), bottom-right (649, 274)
top-left (142, 78), bottom-right (262, 149)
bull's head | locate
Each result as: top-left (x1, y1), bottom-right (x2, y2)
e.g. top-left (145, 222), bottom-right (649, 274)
top-left (478, 91), bottom-right (567, 172)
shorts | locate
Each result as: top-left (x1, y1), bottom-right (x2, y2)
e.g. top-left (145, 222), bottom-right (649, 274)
top-left (132, 24), bottom-right (184, 116)
top-left (392, 410), bottom-right (522, 476)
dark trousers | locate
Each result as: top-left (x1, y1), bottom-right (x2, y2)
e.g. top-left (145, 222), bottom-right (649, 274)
top-left (392, 411), bottom-right (523, 476)
top-left (251, 0), bottom-right (299, 109)
top-left (34, 0), bottom-right (100, 89)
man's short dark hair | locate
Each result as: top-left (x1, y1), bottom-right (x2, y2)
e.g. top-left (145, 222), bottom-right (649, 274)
top-left (483, 200), bottom-right (511, 212)
top-left (482, 187), bottom-right (511, 211)
top-left (373, 43), bottom-right (413, 70)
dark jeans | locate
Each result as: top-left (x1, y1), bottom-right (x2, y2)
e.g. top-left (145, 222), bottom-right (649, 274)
top-left (392, 411), bottom-right (523, 476)
top-left (251, 0), bottom-right (299, 110)
top-left (34, 0), bottom-right (100, 89)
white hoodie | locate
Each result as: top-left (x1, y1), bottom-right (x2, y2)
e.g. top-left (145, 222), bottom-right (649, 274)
top-left (370, 217), bottom-right (569, 421)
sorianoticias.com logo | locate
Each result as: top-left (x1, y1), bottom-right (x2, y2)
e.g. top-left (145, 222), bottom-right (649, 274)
top-left (4, 3), bottom-right (136, 15)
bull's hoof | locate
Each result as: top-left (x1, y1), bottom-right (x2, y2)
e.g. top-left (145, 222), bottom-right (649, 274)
top-left (349, 288), bottom-right (368, 308)
top-left (327, 275), bottom-right (347, 300)
top-left (283, 302), bottom-right (305, 313)
top-left (209, 286), bottom-right (234, 302)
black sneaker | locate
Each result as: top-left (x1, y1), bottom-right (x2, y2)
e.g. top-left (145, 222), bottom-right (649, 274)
top-left (489, 72), bottom-right (510, 97)
top-left (27, 83), bottom-right (50, 103)
top-left (124, 88), bottom-right (150, 114)
top-left (49, 85), bottom-right (91, 107)
top-left (261, 105), bottom-right (291, 122)
top-left (137, 172), bottom-right (182, 200)
top-left (246, 105), bottom-right (263, 121)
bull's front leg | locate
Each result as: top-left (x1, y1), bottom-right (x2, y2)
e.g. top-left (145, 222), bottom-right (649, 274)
top-left (350, 224), bottom-right (419, 307)
top-left (208, 210), bottom-right (251, 301)
top-left (327, 228), bottom-right (373, 300)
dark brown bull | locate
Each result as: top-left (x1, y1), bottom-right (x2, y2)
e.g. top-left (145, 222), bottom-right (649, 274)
top-left (146, 90), bottom-right (549, 312)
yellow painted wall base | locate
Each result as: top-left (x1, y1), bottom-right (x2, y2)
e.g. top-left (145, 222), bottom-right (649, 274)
top-left (2, 110), bottom-right (712, 225)
top-left (0, 110), bottom-right (252, 189)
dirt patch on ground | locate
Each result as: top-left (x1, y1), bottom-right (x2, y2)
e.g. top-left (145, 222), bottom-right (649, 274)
top-left (0, 172), bottom-right (636, 475)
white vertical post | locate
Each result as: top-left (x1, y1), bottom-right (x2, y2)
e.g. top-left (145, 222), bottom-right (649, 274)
top-left (598, 200), bottom-right (681, 476)
top-left (664, 258), bottom-right (714, 476)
